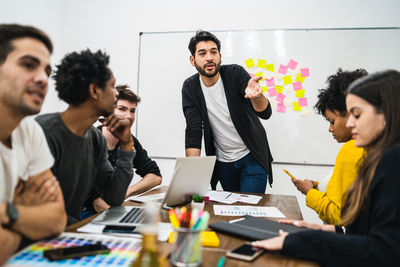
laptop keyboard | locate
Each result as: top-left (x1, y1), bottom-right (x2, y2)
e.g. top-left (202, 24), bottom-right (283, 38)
top-left (119, 207), bottom-right (145, 224)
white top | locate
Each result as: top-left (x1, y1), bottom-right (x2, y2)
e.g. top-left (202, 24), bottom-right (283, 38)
top-left (0, 117), bottom-right (54, 202)
top-left (200, 76), bottom-right (249, 162)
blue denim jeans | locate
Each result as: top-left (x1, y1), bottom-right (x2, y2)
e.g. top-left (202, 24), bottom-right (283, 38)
top-left (80, 209), bottom-right (96, 220)
top-left (214, 153), bottom-right (268, 193)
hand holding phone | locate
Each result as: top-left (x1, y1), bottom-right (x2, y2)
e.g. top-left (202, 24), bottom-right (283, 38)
top-left (43, 243), bottom-right (110, 261)
top-left (226, 243), bottom-right (263, 261)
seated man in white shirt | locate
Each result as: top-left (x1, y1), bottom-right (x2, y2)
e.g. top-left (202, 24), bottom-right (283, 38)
top-left (0, 24), bottom-right (66, 264)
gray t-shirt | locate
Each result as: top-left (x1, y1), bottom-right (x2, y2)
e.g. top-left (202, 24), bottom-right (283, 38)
top-left (36, 113), bottom-right (134, 225)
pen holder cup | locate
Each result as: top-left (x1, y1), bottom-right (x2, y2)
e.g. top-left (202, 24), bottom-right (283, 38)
top-left (190, 201), bottom-right (205, 210)
top-left (170, 228), bottom-right (202, 267)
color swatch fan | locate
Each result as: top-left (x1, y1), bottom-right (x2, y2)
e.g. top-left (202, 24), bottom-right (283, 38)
top-left (6, 232), bottom-right (141, 267)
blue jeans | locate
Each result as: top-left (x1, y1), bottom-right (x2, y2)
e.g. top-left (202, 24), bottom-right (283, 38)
top-left (80, 209), bottom-right (96, 220)
top-left (214, 153), bottom-right (268, 193)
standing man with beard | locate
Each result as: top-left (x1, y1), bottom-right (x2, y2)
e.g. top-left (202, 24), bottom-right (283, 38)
top-left (182, 30), bottom-right (273, 193)
top-left (36, 49), bottom-right (134, 225)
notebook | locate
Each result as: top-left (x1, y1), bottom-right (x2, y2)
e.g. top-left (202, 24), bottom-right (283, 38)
top-left (209, 215), bottom-right (307, 241)
top-left (92, 156), bottom-right (216, 226)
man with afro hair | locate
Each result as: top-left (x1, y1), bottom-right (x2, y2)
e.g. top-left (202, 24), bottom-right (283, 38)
top-left (36, 49), bottom-right (135, 225)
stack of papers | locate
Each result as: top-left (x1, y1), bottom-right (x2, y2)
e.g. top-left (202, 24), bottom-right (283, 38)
top-left (125, 192), bottom-right (166, 203)
top-left (206, 190), bottom-right (262, 204)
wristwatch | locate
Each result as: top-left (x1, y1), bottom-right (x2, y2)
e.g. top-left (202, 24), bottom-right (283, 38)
top-left (4, 202), bottom-right (19, 228)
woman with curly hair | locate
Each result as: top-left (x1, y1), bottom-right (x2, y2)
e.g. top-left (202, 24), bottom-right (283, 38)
top-left (291, 68), bottom-right (367, 224)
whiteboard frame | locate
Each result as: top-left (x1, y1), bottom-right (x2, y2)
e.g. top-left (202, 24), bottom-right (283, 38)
top-left (135, 27), bottom-right (400, 165)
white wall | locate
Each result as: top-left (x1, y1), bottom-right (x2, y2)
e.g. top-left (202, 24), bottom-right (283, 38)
top-left (1, 0), bottom-right (399, 223)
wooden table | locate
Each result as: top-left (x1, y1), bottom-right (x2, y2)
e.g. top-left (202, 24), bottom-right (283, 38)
top-left (67, 188), bottom-right (318, 267)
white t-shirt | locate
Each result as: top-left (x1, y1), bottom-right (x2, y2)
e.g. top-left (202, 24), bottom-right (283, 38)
top-left (200, 76), bottom-right (249, 162)
top-left (0, 117), bottom-right (54, 202)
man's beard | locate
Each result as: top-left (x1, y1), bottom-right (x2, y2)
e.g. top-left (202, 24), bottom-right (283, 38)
top-left (195, 60), bottom-right (221, 78)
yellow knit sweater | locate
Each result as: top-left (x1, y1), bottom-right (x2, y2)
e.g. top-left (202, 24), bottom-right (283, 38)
top-left (305, 139), bottom-right (364, 224)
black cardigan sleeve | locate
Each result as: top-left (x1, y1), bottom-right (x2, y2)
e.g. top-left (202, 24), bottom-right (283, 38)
top-left (182, 78), bottom-right (203, 149)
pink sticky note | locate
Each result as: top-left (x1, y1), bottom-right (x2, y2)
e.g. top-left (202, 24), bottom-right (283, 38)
top-left (298, 97), bottom-right (308, 106)
top-left (293, 81), bottom-right (303, 91)
top-left (288, 59), bottom-right (298, 70)
top-left (278, 64), bottom-right (288, 75)
top-left (300, 68), bottom-right (310, 77)
top-left (276, 93), bottom-right (286, 103)
top-left (265, 78), bottom-right (275, 87)
top-left (268, 87), bottom-right (277, 97)
top-left (277, 103), bottom-right (286, 113)
top-left (249, 73), bottom-right (255, 78)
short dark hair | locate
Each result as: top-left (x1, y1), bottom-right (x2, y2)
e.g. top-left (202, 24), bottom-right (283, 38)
top-left (116, 84), bottom-right (141, 104)
top-left (53, 49), bottom-right (111, 105)
top-left (314, 68), bottom-right (368, 117)
top-left (188, 30), bottom-right (221, 57)
top-left (0, 24), bottom-right (53, 64)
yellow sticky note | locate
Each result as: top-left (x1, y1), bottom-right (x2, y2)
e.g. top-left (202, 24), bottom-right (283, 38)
top-left (295, 73), bottom-right (305, 83)
top-left (265, 63), bottom-right (275, 72)
top-left (261, 86), bottom-right (268, 94)
top-left (282, 75), bottom-right (293, 85)
top-left (245, 58), bottom-right (255, 68)
top-left (295, 89), bottom-right (305, 98)
top-left (276, 85), bottom-right (283, 93)
top-left (169, 231), bottom-right (220, 247)
top-left (293, 102), bottom-right (302, 111)
top-left (202, 231), bottom-right (220, 247)
top-left (257, 59), bottom-right (267, 68)
top-left (254, 72), bottom-right (264, 81)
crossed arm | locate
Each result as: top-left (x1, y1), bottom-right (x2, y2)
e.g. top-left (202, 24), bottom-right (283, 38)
top-left (0, 169), bottom-right (66, 264)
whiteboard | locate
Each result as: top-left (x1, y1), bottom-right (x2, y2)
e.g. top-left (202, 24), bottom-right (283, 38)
top-left (136, 28), bottom-right (400, 164)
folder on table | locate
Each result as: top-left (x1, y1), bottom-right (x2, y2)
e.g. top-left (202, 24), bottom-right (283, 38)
top-left (209, 215), bottom-right (307, 241)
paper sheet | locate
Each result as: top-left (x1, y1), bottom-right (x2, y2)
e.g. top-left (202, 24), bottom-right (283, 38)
top-left (213, 205), bottom-right (285, 218)
top-left (206, 191), bottom-right (262, 205)
top-left (206, 191), bottom-right (237, 204)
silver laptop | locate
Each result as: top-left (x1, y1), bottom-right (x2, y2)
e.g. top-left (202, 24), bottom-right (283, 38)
top-left (92, 156), bottom-right (216, 226)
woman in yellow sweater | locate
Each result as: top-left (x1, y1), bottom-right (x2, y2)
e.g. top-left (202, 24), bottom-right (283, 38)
top-left (292, 69), bottom-right (366, 224)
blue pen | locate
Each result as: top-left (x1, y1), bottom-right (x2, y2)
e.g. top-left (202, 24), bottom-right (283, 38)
top-left (192, 216), bottom-right (203, 230)
top-left (217, 256), bottom-right (225, 267)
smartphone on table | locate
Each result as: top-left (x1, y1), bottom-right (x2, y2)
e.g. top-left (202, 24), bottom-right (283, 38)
top-left (226, 243), bottom-right (263, 261)
top-left (43, 243), bottom-right (110, 261)
top-left (102, 225), bottom-right (139, 234)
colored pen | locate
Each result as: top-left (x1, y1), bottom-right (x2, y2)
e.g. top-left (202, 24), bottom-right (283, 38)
top-left (190, 208), bottom-right (198, 227)
top-left (168, 209), bottom-right (180, 228)
top-left (180, 207), bottom-right (187, 227)
top-left (283, 169), bottom-right (297, 180)
top-left (217, 256), bottom-right (225, 267)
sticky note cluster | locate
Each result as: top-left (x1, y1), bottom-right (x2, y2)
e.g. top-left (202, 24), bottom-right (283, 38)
top-left (244, 58), bottom-right (311, 115)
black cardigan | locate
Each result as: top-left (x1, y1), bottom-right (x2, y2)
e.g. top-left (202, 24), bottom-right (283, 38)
top-left (182, 64), bottom-right (273, 188)
top-left (282, 146), bottom-right (400, 267)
